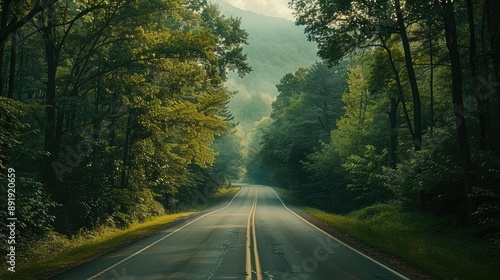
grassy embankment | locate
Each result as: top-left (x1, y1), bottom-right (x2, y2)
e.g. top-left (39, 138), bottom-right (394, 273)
top-left (274, 187), bottom-right (499, 279)
top-left (1, 186), bottom-right (240, 280)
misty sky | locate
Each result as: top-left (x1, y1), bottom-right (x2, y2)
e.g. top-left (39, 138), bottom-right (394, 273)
top-left (217, 0), bottom-right (294, 20)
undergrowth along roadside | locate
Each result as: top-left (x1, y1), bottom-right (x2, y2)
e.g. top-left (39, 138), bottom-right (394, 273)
top-left (304, 204), bottom-right (500, 280)
top-left (1, 186), bottom-right (241, 280)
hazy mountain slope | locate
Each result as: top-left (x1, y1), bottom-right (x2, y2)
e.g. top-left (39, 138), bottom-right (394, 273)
top-left (212, 1), bottom-right (319, 133)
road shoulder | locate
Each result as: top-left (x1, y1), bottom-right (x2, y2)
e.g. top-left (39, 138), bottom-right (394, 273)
top-left (285, 204), bottom-right (435, 280)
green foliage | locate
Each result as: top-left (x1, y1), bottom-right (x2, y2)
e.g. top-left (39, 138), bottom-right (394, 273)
top-left (304, 142), bottom-right (355, 213)
top-left (201, 3), bottom-right (252, 80)
top-left (211, 132), bottom-right (246, 181)
top-left (470, 151), bottom-right (500, 247)
top-left (109, 189), bottom-right (165, 229)
top-left (342, 145), bottom-right (393, 206)
top-left (0, 174), bottom-right (57, 242)
top-left (291, 0), bottom-right (395, 65)
top-left (333, 64), bottom-right (390, 157)
top-left (383, 128), bottom-right (462, 209)
top-left (250, 61), bottom-right (348, 191)
top-left (0, 97), bottom-right (39, 168)
top-left (303, 57), bottom-right (396, 212)
top-left (246, 1), bottom-right (500, 276)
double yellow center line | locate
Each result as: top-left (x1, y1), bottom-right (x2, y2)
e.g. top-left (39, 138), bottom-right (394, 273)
top-left (246, 188), bottom-right (263, 280)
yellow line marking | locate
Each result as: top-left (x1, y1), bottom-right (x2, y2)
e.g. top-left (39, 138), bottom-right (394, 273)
top-left (245, 187), bottom-right (263, 280)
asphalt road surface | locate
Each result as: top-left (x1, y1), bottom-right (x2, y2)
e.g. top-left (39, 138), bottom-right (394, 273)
top-left (54, 185), bottom-right (411, 280)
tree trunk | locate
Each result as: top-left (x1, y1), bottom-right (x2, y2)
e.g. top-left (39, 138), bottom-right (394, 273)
top-left (3, 29), bottom-right (16, 131)
top-left (467, 0), bottom-right (489, 150)
top-left (7, 29), bottom-right (16, 99)
top-left (42, 5), bottom-right (60, 192)
top-left (467, 0), bottom-right (478, 74)
top-left (380, 41), bottom-right (416, 143)
top-left (429, 27), bottom-right (435, 138)
top-left (485, 0), bottom-right (500, 87)
top-left (0, 0), bottom-right (12, 97)
top-left (389, 96), bottom-right (398, 168)
top-left (120, 112), bottom-right (133, 189)
top-left (0, 0), bottom-right (60, 45)
top-left (442, 0), bottom-right (475, 218)
top-left (394, 0), bottom-right (422, 150)
top-left (485, 0), bottom-right (500, 151)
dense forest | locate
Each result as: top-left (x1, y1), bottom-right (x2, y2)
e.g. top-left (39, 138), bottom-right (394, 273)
top-left (0, 0), bottom-right (248, 247)
top-left (247, 0), bottom-right (500, 240)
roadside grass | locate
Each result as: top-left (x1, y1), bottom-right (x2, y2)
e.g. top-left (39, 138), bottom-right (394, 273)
top-left (2, 186), bottom-right (240, 280)
top-left (305, 204), bottom-right (500, 279)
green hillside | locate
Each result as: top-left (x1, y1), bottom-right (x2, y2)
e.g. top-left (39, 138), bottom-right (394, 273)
top-left (213, 1), bottom-right (319, 133)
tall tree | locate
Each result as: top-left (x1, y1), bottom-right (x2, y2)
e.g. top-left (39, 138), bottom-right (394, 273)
top-left (485, 0), bottom-right (500, 97)
top-left (200, 3), bottom-right (251, 80)
top-left (291, 0), bottom-right (423, 150)
top-left (440, 0), bottom-right (475, 217)
top-left (394, 0), bottom-right (422, 150)
top-left (367, 45), bottom-right (405, 167)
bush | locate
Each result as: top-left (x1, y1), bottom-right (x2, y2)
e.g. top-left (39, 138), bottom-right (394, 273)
top-left (383, 128), bottom-right (463, 211)
top-left (342, 145), bottom-right (394, 206)
top-left (0, 173), bottom-right (57, 242)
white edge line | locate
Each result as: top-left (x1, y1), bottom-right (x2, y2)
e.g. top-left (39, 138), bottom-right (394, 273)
top-left (86, 187), bottom-right (244, 280)
top-left (252, 188), bottom-right (263, 280)
top-left (268, 187), bottom-right (411, 280)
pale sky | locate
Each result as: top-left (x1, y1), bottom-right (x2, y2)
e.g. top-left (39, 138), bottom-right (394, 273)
top-left (219, 0), bottom-right (294, 21)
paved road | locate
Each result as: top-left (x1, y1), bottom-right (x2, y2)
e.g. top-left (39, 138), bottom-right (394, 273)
top-left (55, 185), bottom-right (410, 280)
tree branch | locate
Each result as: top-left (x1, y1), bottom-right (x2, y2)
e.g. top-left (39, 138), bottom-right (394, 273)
top-left (0, 0), bottom-right (59, 44)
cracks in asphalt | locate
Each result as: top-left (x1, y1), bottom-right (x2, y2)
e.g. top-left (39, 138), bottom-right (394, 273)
top-left (206, 240), bottom-right (231, 280)
top-left (263, 270), bottom-right (275, 280)
top-left (261, 234), bottom-right (292, 280)
top-left (206, 228), bottom-right (240, 280)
